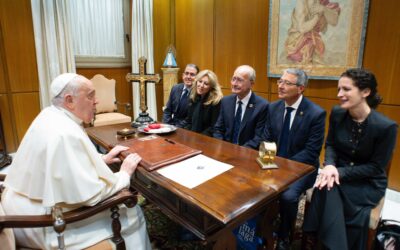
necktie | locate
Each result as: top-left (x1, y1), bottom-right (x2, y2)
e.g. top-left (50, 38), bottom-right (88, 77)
top-left (181, 88), bottom-right (188, 100)
top-left (177, 88), bottom-right (188, 114)
top-left (278, 107), bottom-right (294, 158)
top-left (232, 101), bottom-right (243, 144)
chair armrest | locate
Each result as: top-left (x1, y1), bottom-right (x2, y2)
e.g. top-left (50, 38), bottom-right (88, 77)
top-left (0, 189), bottom-right (136, 231)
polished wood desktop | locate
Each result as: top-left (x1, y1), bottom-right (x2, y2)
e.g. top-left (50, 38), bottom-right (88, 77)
top-left (86, 123), bottom-right (315, 248)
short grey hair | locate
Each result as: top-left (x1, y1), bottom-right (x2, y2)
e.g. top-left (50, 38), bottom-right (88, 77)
top-left (51, 77), bottom-right (84, 106)
top-left (248, 67), bottom-right (256, 82)
top-left (285, 68), bottom-right (308, 87)
top-left (237, 65), bottom-right (256, 82)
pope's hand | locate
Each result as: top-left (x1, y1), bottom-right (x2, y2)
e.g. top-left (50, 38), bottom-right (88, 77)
top-left (120, 153), bottom-right (142, 176)
top-left (102, 145), bottom-right (129, 165)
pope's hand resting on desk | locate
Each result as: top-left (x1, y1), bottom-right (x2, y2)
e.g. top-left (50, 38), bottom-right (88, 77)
top-left (102, 145), bottom-right (130, 164)
top-left (120, 153), bottom-right (142, 176)
top-left (102, 145), bottom-right (142, 176)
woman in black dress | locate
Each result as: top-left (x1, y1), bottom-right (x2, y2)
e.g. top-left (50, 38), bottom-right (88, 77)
top-left (303, 68), bottom-right (398, 250)
top-left (185, 70), bottom-right (223, 136)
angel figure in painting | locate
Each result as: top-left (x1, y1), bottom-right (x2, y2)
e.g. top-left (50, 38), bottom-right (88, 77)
top-left (285, 0), bottom-right (341, 65)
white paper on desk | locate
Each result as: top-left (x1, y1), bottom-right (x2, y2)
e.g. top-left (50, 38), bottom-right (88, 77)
top-left (157, 154), bottom-right (233, 189)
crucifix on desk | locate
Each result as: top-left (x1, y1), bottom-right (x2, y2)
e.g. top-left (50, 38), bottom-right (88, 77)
top-left (126, 56), bottom-right (161, 127)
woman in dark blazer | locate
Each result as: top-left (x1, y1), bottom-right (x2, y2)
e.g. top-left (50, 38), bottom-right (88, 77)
top-left (185, 70), bottom-right (223, 137)
top-left (303, 68), bottom-right (398, 250)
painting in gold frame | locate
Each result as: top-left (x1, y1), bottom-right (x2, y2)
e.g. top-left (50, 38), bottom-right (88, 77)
top-left (268, 0), bottom-right (370, 79)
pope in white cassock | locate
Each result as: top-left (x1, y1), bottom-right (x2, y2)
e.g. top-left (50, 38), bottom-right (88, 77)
top-left (2, 73), bottom-right (151, 249)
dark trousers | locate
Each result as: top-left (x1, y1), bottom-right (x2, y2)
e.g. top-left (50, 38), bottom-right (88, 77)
top-left (303, 183), bottom-right (375, 250)
top-left (278, 170), bottom-right (317, 239)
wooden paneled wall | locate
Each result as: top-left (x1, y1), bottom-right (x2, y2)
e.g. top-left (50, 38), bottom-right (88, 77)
top-left (0, 0), bottom-right (40, 153)
top-left (153, 0), bottom-right (400, 190)
top-left (153, 0), bottom-right (173, 121)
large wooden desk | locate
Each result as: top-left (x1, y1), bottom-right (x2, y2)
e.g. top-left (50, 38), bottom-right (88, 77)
top-left (86, 123), bottom-right (314, 248)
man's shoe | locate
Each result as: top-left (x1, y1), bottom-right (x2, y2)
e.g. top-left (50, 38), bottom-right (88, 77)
top-left (276, 237), bottom-right (290, 250)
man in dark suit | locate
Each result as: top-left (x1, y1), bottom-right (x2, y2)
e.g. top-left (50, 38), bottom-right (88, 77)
top-left (213, 65), bottom-right (268, 149)
top-left (163, 64), bottom-right (199, 127)
top-left (262, 68), bottom-right (326, 250)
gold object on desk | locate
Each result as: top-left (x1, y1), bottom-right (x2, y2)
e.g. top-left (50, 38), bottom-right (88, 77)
top-left (117, 128), bottom-right (136, 139)
top-left (257, 141), bottom-right (278, 169)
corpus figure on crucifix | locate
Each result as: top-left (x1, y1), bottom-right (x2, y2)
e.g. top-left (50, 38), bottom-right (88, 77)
top-left (126, 56), bottom-right (161, 127)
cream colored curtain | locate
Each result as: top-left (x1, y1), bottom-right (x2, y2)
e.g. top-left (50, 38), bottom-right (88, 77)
top-left (131, 0), bottom-right (157, 119)
top-left (68, 0), bottom-right (125, 57)
top-left (31, 0), bottom-right (76, 109)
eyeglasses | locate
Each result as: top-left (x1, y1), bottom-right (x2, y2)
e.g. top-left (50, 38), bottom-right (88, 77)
top-left (184, 72), bottom-right (196, 77)
top-left (277, 79), bottom-right (298, 86)
top-left (231, 76), bottom-right (245, 83)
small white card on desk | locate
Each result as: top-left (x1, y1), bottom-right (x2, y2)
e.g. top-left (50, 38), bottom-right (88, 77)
top-left (157, 154), bottom-right (233, 189)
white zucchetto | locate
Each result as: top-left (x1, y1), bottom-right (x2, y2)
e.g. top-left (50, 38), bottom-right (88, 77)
top-left (50, 73), bottom-right (79, 98)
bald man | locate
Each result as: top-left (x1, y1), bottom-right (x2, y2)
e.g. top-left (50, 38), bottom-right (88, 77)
top-left (213, 65), bottom-right (268, 149)
top-left (2, 73), bottom-right (151, 249)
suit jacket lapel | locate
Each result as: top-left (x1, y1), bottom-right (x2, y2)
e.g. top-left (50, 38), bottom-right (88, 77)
top-left (290, 98), bottom-right (307, 134)
top-left (173, 84), bottom-right (184, 113)
top-left (225, 95), bottom-right (237, 137)
top-left (177, 84), bottom-right (184, 99)
top-left (239, 93), bottom-right (255, 133)
top-left (275, 101), bottom-right (285, 144)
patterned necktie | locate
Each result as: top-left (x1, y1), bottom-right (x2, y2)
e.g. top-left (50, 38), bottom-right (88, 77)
top-left (232, 100), bottom-right (243, 144)
top-left (278, 107), bottom-right (294, 158)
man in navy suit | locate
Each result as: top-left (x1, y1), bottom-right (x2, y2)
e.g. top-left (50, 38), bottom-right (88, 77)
top-left (163, 64), bottom-right (199, 127)
top-left (262, 69), bottom-right (326, 249)
top-left (213, 65), bottom-right (268, 149)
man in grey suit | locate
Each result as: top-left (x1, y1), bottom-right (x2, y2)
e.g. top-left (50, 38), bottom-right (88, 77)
top-left (262, 68), bottom-right (326, 250)
top-left (213, 65), bottom-right (268, 149)
top-left (163, 64), bottom-right (199, 127)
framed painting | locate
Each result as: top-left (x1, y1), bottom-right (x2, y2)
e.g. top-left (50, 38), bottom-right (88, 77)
top-left (268, 0), bottom-right (370, 79)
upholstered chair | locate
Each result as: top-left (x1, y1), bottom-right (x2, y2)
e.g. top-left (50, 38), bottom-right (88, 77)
top-left (90, 74), bottom-right (132, 127)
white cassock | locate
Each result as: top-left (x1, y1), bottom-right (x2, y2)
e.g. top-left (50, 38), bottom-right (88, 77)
top-left (2, 105), bottom-right (151, 250)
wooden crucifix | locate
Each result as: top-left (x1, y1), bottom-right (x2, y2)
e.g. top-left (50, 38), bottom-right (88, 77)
top-left (126, 56), bottom-right (161, 127)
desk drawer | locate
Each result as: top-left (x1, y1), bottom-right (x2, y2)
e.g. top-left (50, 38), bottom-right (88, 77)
top-left (133, 170), bottom-right (179, 213)
top-left (180, 202), bottom-right (222, 234)
top-left (133, 170), bottom-right (223, 236)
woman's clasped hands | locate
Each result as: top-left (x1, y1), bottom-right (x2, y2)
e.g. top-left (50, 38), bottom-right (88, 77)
top-left (314, 165), bottom-right (340, 190)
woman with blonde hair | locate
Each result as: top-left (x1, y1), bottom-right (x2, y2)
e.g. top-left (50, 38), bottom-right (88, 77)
top-left (185, 70), bottom-right (223, 136)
